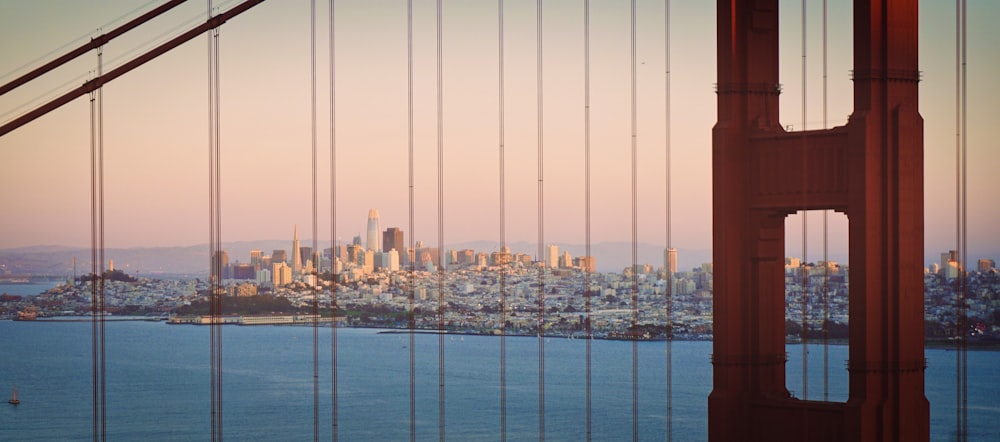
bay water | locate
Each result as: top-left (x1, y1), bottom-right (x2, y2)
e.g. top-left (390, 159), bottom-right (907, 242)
top-left (0, 321), bottom-right (996, 440)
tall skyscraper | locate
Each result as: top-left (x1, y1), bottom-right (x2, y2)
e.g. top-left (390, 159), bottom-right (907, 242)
top-left (388, 249), bottom-right (400, 271)
top-left (545, 244), bottom-right (559, 269)
top-left (366, 209), bottom-right (381, 252)
top-left (292, 224), bottom-right (302, 274)
top-left (299, 246), bottom-right (313, 269)
top-left (249, 249), bottom-right (262, 270)
top-left (271, 249), bottom-right (287, 264)
top-left (665, 247), bottom-right (678, 275)
top-left (383, 227), bottom-right (404, 257)
top-left (940, 250), bottom-right (957, 275)
top-left (211, 250), bottom-right (229, 279)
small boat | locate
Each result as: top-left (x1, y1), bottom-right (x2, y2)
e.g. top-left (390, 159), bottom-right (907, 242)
top-left (8, 385), bottom-right (19, 405)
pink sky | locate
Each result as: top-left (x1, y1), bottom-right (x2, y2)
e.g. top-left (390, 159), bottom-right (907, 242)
top-left (0, 0), bottom-right (998, 267)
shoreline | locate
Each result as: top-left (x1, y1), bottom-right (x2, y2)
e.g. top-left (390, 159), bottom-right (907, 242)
top-left (5, 317), bottom-right (998, 350)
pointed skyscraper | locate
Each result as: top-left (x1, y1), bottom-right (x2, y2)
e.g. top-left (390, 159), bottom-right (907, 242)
top-left (292, 224), bottom-right (302, 274)
top-left (366, 209), bottom-right (381, 252)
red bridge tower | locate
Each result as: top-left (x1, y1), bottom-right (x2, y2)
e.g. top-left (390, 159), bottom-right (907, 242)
top-left (709, 0), bottom-right (928, 440)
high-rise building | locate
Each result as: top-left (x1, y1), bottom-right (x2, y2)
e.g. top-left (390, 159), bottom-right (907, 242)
top-left (249, 249), bottom-right (262, 269)
top-left (231, 263), bottom-right (255, 280)
top-left (383, 227), bottom-right (404, 255)
top-left (292, 225), bottom-right (302, 274)
top-left (299, 246), bottom-right (313, 269)
top-left (361, 250), bottom-right (374, 274)
top-left (367, 209), bottom-right (381, 252)
top-left (272, 262), bottom-right (292, 287)
top-left (212, 250), bottom-right (229, 279)
top-left (347, 244), bottom-right (363, 265)
top-left (575, 256), bottom-right (596, 273)
top-left (560, 251), bottom-right (572, 269)
top-left (940, 250), bottom-right (957, 273)
top-left (271, 249), bottom-right (287, 264)
top-left (665, 247), bottom-right (678, 275)
top-left (545, 244), bottom-right (559, 268)
top-left (388, 249), bottom-right (400, 271)
top-left (978, 258), bottom-right (996, 272)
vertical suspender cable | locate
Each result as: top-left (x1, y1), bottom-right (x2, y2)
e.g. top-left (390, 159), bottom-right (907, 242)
top-left (309, 1), bottom-right (320, 440)
top-left (663, 1), bottom-right (673, 440)
top-left (629, 1), bottom-right (639, 440)
top-left (535, 1), bottom-right (545, 440)
top-left (498, 1), bottom-right (507, 439)
top-left (799, 0), bottom-right (809, 402)
top-left (89, 40), bottom-right (107, 442)
top-left (89, 68), bottom-right (98, 442)
top-left (435, 0), bottom-right (446, 440)
top-left (97, 42), bottom-right (107, 442)
top-left (207, 1), bottom-right (216, 439)
top-left (821, 0), bottom-right (830, 403)
top-left (329, 8), bottom-right (340, 441)
top-left (955, 1), bottom-right (968, 440)
top-left (583, 2), bottom-right (593, 440)
top-left (214, 19), bottom-right (223, 442)
top-left (207, 0), bottom-right (223, 439)
top-left (406, 1), bottom-right (417, 440)
top-left (956, 0), bottom-right (969, 440)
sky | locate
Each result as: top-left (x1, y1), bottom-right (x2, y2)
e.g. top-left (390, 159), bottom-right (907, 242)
top-left (0, 0), bottom-right (998, 270)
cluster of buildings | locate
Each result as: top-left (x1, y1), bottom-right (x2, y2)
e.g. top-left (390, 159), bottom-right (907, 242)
top-left (211, 209), bottom-right (600, 291)
top-left (3, 207), bottom-right (997, 340)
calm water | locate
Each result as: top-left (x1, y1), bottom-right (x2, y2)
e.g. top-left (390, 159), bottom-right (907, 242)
top-left (0, 282), bottom-right (61, 297)
top-left (0, 321), bottom-right (996, 441)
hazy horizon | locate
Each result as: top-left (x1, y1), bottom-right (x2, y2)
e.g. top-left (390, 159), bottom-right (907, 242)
top-left (2, 1), bottom-right (998, 269)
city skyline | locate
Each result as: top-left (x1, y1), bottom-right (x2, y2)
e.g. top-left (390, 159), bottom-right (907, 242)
top-left (1, 1), bottom-right (998, 267)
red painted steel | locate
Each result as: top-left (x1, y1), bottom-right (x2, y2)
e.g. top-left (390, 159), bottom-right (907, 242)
top-left (709, 1), bottom-right (928, 440)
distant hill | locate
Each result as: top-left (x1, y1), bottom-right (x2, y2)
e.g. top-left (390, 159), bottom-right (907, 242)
top-left (9, 239), bottom-right (924, 277)
top-left (0, 240), bottom-right (712, 276)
